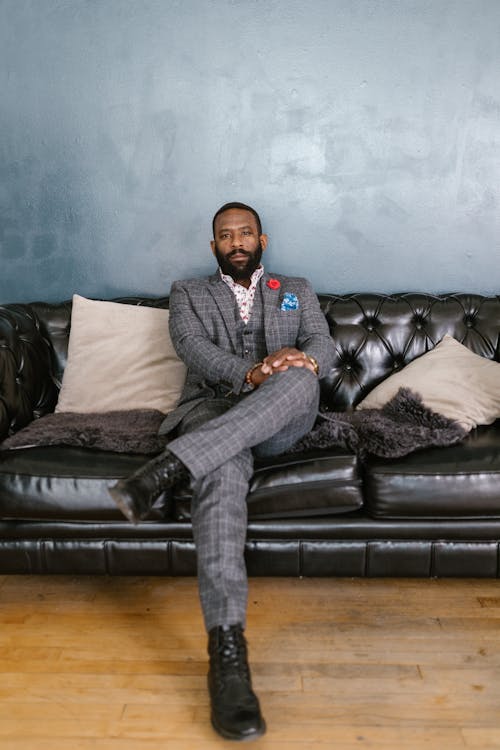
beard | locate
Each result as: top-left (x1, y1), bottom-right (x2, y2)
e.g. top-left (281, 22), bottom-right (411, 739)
top-left (214, 241), bottom-right (263, 281)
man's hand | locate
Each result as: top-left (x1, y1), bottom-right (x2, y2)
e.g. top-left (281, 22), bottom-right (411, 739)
top-left (247, 348), bottom-right (318, 388)
top-left (262, 347), bottom-right (317, 375)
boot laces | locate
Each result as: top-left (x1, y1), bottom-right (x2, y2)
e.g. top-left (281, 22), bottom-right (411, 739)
top-left (132, 450), bottom-right (180, 491)
top-left (214, 627), bottom-right (250, 680)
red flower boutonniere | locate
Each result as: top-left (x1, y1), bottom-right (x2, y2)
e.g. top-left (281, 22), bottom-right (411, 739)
top-left (267, 278), bottom-right (281, 290)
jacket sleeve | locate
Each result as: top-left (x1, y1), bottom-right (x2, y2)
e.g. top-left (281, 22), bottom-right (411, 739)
top-left (168, 281), bottom-right (249, 394)
top-left (295, 280), bottom-right (335, 379)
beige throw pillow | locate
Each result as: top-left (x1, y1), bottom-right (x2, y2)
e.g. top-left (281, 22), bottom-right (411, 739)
top-left (357, 334), bottom-right (500, 431)
top-left (55, 295), bottom-right (186, 414)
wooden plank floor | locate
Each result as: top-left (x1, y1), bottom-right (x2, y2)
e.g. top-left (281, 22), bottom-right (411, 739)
top-left (0, 575), bottom-right (500, 749)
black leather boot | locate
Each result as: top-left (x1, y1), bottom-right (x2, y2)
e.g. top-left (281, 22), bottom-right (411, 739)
top-left (108, 449), bottom-right (189, 524)
top-left (208, 624), bottom-right (266, 741)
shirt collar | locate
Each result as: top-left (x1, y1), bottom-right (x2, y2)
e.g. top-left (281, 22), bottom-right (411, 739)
top-left (219, 264), bottom-right (264, 291)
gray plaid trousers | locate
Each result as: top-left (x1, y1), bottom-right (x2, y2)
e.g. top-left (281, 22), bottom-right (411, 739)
top-left (169, 367), bottom-right (320, 631)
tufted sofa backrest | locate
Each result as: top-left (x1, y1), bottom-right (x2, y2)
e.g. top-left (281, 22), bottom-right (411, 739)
top-left (8, 292), bottom-right (500, 417)
top-left (318, 293), bottom-right (500, 410)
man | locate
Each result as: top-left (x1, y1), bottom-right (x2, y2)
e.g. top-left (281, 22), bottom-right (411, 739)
top-left (109, 202), bottom-right (335, 741)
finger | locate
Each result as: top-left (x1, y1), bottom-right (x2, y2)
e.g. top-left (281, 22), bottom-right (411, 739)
top-left (271, 356), bottom-right (287, 367)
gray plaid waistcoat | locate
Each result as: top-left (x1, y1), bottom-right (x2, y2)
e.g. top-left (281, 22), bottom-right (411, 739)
top-left (234, 286), bottom-right (268, 365)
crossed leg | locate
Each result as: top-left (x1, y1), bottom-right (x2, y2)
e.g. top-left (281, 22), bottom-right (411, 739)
top-left (173, 368), bottom-right (320, 630)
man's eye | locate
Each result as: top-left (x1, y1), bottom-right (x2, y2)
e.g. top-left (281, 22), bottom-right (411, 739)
top-left (242, 230), bottom-right (252, 236)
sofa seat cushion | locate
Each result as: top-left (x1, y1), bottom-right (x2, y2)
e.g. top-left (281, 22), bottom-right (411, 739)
top-left (364, 421), bottom-right (500, 519)
top-left (174, 449), bottom-right (363, 520)
top-left (0, 447), bottom-right (171, 522)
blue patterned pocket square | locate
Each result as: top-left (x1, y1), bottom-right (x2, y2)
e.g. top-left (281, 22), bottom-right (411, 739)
top-left (280, 292), bottom-right (299, 311)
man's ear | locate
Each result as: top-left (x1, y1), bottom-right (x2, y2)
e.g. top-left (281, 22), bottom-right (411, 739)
top-left (260, 234), bottom-right (268, 251)
top-left (210, 240), bottom-right (216, 256)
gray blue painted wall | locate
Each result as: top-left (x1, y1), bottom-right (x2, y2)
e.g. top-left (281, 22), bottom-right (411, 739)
top-left (1, 0), bottom-right (499, 302)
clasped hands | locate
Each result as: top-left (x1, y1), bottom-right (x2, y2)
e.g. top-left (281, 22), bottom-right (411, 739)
top-left (248, 348), bottom-right (317, 388)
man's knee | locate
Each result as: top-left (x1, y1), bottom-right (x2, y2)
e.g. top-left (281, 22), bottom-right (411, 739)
top-left (278, 367), bottom-right (321, 414)
top-left (262, 365), bottom-right (320, 401)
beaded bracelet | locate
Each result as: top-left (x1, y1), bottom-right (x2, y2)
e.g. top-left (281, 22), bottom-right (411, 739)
top-left (245, 362), bottom-right (263, 386)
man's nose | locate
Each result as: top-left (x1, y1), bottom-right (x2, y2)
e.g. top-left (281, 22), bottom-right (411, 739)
top-left (231, 235), bottom-right (243, 248)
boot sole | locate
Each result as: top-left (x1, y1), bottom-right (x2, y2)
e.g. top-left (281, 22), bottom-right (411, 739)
top-left (211, 714), bottom-right (266, 742)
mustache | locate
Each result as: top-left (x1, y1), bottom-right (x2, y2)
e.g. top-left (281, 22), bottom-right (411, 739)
top-left (227, 249), bottom-right (252, 258)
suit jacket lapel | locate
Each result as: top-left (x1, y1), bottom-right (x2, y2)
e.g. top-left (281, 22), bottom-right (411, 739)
top-left (207, 272), bottom-right (239, 351)
top-left (261, 273), bottom-right (282, 354)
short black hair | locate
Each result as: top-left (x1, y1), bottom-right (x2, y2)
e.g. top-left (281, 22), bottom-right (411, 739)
top-left (212, 202), bottom-right (262, 238)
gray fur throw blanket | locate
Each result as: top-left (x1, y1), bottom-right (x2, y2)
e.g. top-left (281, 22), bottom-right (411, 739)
top-left (0, 409), bottom-right (168, 454)
top-left (0, 388), bottom-right (466, 459)
top-left (291, 387), bottom-right (467, 459)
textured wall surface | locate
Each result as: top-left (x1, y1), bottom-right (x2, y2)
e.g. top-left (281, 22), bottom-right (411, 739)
top-left (0, 0), bottom-right (499, 302)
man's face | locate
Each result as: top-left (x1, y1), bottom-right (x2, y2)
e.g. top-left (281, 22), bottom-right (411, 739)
top-left (211, 208), bottom-right (267, 282)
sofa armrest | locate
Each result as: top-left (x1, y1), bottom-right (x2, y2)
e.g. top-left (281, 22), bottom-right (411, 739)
top-left (0, 304), bottom-right (59, 441)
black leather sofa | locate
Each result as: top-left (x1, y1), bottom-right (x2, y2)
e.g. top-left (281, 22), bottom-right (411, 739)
top-left (1, 292), bottom-right (500, 578)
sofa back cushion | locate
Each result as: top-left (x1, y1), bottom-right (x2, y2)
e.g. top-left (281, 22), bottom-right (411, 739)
top-left (55, 295), bottom-right (186, 414)
top-left (31, 296), bottom-right (170, 389)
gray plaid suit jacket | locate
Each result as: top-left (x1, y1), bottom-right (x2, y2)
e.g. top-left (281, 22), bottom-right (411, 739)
top-left (158, 269), bottom-right (334, 436)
